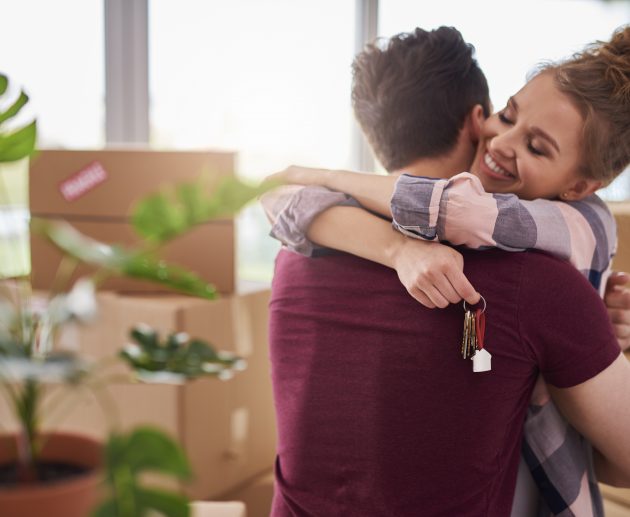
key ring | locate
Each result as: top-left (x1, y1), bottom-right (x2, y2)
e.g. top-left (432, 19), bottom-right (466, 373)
top-left (463, 295), bottom-right (486, 314)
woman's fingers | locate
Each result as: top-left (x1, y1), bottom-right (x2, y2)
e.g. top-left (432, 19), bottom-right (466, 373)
top-left (408, 285), bottom-right (436, 308)
top-left (444, 268), bottom-right (480, 306)
top-left (413, 279), bottom-right (450, 308)
top-left (409, 271), bottom-right (479, 310)
top-left (433, 274), bottom-right (462, 304)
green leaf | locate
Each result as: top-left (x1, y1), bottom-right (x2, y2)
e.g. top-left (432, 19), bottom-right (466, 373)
top-left (131, 191), bottom-right (187, 243)
top-left (136, 487), bottom-right (190, 517)
top-left (0, 74), bottom-right (7, 95)
top-left (203, 176), bottom-right (278, 219)
top-left (0, 91), bottom-right (29, 125)
top-left (121, 254), bottom-right (217, 300)
top-left (132, 175), bottom-right (279, 243)
top-left (31, 218), bottom-right (125, 270)
top-left (0, 120), bottom-right (36, 163)
top-left (91, 499), bottom-right (118, 517)
top-left (120, 326), bottom-right (244, 380)
top-left (31, 218), bottom-right (217, 299)
top-left (130, 326), bottom-right (159, 351)
top-left (122, 427), bottom-right (192, 479)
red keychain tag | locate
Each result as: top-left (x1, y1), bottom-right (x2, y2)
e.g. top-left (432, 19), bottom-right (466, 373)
top-left (472, 307), bottom-right (491, 372)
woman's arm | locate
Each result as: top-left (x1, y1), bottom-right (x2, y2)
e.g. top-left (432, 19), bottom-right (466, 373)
top-left (260, 182), bottom-right (480, 308)
top-left (268, 166), bottom-right (616, 294)
top-left (391, 172), bottom-right (617, 295)
top-left (266, 165), bottom-right (396, 218)
top-left (307, 205), bottom-right (480, 308)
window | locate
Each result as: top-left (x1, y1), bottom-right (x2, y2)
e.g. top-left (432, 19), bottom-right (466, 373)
top-left (0, 0), bottom-right (104, 148)
top-left (149, 0), bottom-right (357, 282)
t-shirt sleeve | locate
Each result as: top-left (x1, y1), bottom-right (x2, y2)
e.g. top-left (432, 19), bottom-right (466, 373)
top-left (517, 253), bottom-right (620, 388)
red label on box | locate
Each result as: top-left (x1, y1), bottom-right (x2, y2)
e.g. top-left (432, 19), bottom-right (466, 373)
top-left (59, 161), bottom-right (108, 202)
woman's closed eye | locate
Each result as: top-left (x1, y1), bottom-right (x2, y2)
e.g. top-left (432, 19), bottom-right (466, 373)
top-left (527, 140), bottom-right (545, 156)
top-left (498, 111), bottom-right (512, 125)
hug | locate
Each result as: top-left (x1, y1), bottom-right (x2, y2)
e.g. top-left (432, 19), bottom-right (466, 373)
top-left (263, 25), bottom-right (630, 517)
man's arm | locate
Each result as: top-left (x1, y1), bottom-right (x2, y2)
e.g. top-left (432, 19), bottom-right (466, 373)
top-left (549, 354), bottom-right (630, 486)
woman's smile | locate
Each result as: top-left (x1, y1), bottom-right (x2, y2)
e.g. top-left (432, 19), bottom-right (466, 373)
top-left (480, 152), bottom-right (516, 181)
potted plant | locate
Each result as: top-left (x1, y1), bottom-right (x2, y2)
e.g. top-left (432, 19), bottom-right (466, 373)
top-left (0, 73), bottom-right (275, 517)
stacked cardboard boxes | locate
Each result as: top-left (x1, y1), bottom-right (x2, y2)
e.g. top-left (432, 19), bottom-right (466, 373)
top-left (611, 202), bottom-right (630, 274)
top-left (24, 149), bottom-right (277, 501)
top-left (599, 203), bottom-right (630, 513)
top-left (30, 149), bottom-right (236, 294)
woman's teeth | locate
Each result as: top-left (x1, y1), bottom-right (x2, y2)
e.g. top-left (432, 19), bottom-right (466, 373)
top-left (484, 153), bottom-right (514, 179)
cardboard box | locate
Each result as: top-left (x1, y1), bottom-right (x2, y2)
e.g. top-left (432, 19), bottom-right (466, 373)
top-left (601, 484), bottom-right (630, 511)
top-left (215, 469), bottom-right (275, 517)
top-left (0, 287), bottom-right (277, 500)
top-left (610, 202), bottom-right (630, 274)
top-left (29, 149), bottom-right (236, 294)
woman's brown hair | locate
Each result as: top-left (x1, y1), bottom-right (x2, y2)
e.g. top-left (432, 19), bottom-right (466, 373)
top-left (542, 25), bottom-right (630, 184)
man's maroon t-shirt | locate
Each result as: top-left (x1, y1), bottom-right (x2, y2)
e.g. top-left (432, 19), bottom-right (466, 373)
top-left (268, 248), bottom-right (619, 517)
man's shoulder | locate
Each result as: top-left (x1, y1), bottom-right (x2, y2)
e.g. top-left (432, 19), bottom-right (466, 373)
top-left (272, 248), bottom-right (399, 295)
top-left (275, 248), bottom-right (387, 273)
top-left (462, 248), bottom-right (589, 281)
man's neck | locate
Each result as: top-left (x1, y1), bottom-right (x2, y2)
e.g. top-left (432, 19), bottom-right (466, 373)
top-left (391, 154), bottom-right (466, 179)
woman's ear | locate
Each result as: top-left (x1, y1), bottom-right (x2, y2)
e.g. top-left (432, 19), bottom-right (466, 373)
top-left (561, 179), bottom-right (603, 201)
top-left (466, 104), bottom-right (486, 144)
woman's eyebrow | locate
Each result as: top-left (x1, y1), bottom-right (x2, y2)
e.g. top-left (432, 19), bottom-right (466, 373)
top-left (531, 127), bottom-right (560, 153)
top-left (510, 96), bottom-right (560, 153)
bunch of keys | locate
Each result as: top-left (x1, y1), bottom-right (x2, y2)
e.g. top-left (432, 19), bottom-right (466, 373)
top-left (461, 295), bottom-right (492, 373)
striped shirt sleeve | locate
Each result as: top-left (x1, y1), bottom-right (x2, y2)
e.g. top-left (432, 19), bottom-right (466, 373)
top-left (261, 185), bottom-right (360, 257)
top-left (391, 172), bottom-right (617, 294)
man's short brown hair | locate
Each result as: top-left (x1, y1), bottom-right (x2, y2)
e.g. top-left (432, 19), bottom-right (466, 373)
top-left (352, 26), bottom-right (491, 171)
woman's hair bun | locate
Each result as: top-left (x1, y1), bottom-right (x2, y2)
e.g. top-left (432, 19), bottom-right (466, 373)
top-left (596, 25), bottom-right (630, 101)
top-left (543, 24), bottom-right (630, 183)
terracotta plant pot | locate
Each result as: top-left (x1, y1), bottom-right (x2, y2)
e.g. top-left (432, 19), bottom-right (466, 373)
top-left (0, 432), bottom-right (104, 517)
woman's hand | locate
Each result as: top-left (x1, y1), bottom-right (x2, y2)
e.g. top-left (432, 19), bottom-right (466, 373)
top-left (605, 271), bottom-right (630, 351)
top-left (390, 238), bottom-right (480, 309)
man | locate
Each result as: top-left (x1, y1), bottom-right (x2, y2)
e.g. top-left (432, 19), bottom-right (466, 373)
top-left (264, 27), bottom-right (630, 516)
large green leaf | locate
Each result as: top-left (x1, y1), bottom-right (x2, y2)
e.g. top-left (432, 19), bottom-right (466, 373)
top-left (203, 175), bottom-right (279, 218)
top-left (0, 74), bottom-right (8, 96)
top-left (93, 489), bottom-right (189, 517)
top-left (135, 487), bottom-right (190, 517)
top-left (31, 218), bottom-right (124, 269)
top-left (0, 91), bottom-right (29, 125)
top-left (114, 427), bottom-right (191, 479)
top-left (132, 175), bottom-right (280, 243)
top-left (0, 120), bottom-right (36, 163)
top-left (121, 253), bottom-right (217, 300)
top-left (31, 218), bottom-right (217, 299)
top-left (91, 498), bottom-right (118, 517)
top-left (96, 429), bottom-right (192, 516)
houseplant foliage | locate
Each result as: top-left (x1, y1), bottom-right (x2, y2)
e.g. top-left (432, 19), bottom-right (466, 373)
top-left (0, 72), bottom-right (275, 517)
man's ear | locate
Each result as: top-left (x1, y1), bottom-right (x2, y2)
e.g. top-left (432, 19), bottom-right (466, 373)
top-left (562, 179), bottom-right (603, 201)
top-left (465, 104), bottom-right (486, 144)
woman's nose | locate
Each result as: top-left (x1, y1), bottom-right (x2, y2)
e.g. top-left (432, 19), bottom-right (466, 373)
top-left (489, 130), bottom-right (517, 160)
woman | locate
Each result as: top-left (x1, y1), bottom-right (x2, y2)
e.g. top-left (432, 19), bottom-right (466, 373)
top-left (264, 25), bottom-right (630, 516)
